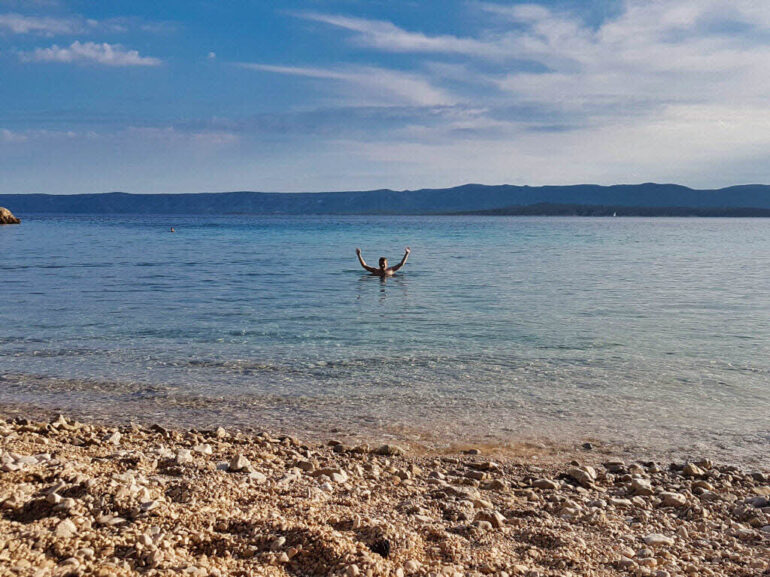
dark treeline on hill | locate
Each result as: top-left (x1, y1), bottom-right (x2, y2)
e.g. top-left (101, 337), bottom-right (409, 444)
top-left (461, 203), bottom-right (770, 217)
top-left (1, 183), bottom-right (770, 216)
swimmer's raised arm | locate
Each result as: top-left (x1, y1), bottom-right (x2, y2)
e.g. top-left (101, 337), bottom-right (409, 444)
top-left (356, 248), bottom-right (378, 273)
top-left (388, 247), bottom-right (411, 273)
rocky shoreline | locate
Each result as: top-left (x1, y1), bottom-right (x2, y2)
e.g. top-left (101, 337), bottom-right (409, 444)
top-left (1, 415), bottom-right (768, 577)
top-left (0, 207), bottom-right (21, 225)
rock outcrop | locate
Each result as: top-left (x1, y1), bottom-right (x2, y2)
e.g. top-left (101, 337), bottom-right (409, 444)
top-left (0, 207), bottom-right (20, 224)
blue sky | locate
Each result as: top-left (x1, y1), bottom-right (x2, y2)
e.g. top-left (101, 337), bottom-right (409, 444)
top-left (1, 0), bottom-right (769, 193)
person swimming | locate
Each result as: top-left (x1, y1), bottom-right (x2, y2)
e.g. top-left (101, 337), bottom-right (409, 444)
top-left (356, 247), bottom-right (410, 277)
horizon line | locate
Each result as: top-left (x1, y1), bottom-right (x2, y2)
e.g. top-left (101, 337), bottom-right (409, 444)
top-left (2, 182), bottom-right (769, 196)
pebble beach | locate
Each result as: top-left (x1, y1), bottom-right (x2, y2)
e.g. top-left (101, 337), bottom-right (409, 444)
top-left (1, 414), bottom-right (768, 577)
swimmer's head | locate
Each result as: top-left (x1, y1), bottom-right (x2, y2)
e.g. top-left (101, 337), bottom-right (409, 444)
top-left (378, 257), bottom-right (388, 269)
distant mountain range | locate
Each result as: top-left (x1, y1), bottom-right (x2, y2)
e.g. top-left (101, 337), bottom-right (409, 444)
top-left (2, 183), bottom-right (770, 216)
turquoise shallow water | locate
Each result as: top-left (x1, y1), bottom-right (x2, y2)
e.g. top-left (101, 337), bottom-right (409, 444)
top-left (1, 215), bottom-right (769, 463)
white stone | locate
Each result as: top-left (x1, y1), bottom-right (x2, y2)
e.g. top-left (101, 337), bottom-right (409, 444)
top-left (631, 478), bottom-right (653, 496)
top-left (54, 519), bottom-right (78, 539)
top-left (644, 533), bottom-right (675, 547)
top-left (229, 454), bottom-right (251, 472)
top-left (175, 449), bottom-right (193, 465)
top-left (660, 492), bottom-right (687, 507)
top-left (46, 492), bottom-right (62, 505)
top-left (104, 431), bottom-right (121, 446)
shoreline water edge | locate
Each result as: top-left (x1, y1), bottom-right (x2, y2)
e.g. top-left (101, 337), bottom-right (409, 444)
top-left (1, 413), bottom-right (768, 576)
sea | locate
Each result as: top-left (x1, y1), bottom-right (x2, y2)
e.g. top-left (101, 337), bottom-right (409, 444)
top-left (1, 214), bottom-right (768, 464)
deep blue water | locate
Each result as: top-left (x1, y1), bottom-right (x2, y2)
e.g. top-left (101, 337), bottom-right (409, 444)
top-left (1, 215), bottom-right (769, 463)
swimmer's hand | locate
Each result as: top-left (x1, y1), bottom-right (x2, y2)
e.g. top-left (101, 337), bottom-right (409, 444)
top-left (389, 247), bottom-right (410, 273)
top-left (356, 248), bottom-right (377, 273)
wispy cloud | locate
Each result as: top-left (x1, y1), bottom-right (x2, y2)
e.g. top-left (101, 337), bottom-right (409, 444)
top-left (1, 125), bottom-right (238, 146)
top-left (123, 126), bottom-right (238, 146)
top-left (486, 1), bottom-right (770, 115)
top-left (233, 1), bottom-right (770, 189)
top-left (238, 62), bottom-right (453, 107)
top-left (297, 12), bottom-right (499, 58)
top-left (6, 0), bottom-right (770, 193)
top-left (20, 41), bottom-right (161, 66)
top-left (0, 11), bottom-right (175, 36)
top-left (292, 2), bottom-right (770, 121)
top-left (0, 12), bottom-right (78, 34)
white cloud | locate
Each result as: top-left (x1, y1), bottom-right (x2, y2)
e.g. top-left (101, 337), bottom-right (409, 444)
top-left (1, 128), bottom-right (28, 142)
top-left (0, 126), bottom-right (238, 149)
top-left (6, 0), bottom-right (770, 192)
top-left (337, 101), bottom-right (770, 188)
top-left (238, 63), bottom-right (453, 107)
top-left (488, 0), bottom-right (770, 116)
top-left (123, 126), bottom-right (238, 146)
top-left (0, 11), bottom-right (172, 36)
top-left (289, 1), bottom-right (770, 138)
top-left (20, 41), bottom-right (161, 66)
top-left (297, 12), bottom-right (500, 58)
top-left (230, 1), bottom-right (770, 188)
top-left (0, 12), bottom-right (78, 34)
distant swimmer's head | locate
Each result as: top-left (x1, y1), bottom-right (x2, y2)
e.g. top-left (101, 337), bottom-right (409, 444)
top-left (378, 257), bottom-right (388, 269)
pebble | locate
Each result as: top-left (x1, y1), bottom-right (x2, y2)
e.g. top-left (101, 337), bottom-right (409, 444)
top-left (0, 416), bottom-right (766, 577)
top-left (374, 444), bottom-right (405, 456)
top-left (474, 510), bottom-right (506, 529)
top-left (631, 478), bottom-right (654, 496)
top-left (315, 467), bottom-right (348, 483)
top-left (532, 478), bottom-right (559, 490)
top-left (683, 463), bottom-right (706, 478)
top-left (175, 448), bottom-right (194, 465)
top-left (51, 414), bottom-right (69, 429)
top-left (46, 492), bottom-right (62, 505)
top-left (296, 459), bottom-right (315, 472)
top-left (229, 454), bottom-right (251, 472)
top-left (249, 471), bottom-right (267, 483)
top-left (193, 443), bottom-right (213, 455)
top-left (659, 492), bottom-right (687, 507)
top-left (644, 534), bottom-right (675, 547)
top-left (567, 466), bottom-right (596, 488)
top-left (54, 519), bottom-right (78, 539)
top-left (104, 431), bottom-right (121, 445)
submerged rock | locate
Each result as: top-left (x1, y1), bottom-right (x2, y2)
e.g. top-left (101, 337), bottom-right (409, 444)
top-left (0, 207), bottom-right (20, 225)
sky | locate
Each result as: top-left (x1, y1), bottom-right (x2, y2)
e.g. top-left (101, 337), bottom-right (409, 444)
top-left (1, 0), bottom-right (769, 194)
